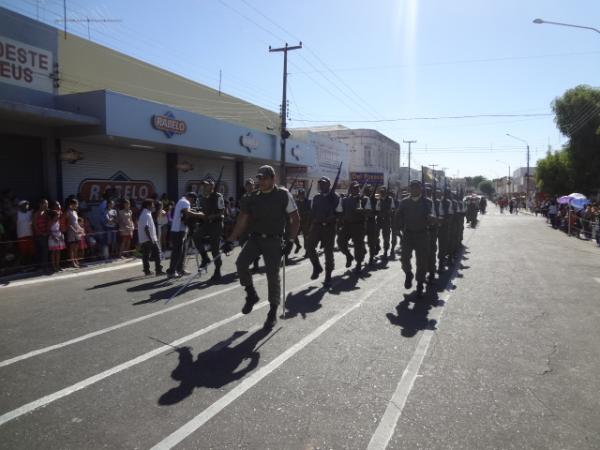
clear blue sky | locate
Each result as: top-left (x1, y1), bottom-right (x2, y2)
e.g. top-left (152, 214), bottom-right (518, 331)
top-left (4, 0), bottom-right (600, 179)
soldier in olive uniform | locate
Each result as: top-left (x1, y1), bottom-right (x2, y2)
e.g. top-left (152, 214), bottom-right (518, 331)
top-left (448, 193), bottom-right (460, 264)
top-left (239, 178), bottom-right (260, 272)
top-left (224, 165), bottom-right (299, 329)
top-left (396, 180), bottom-right (435, 298)
top-left (294, 188), bottom-right (312, 256)
top-left (376, 187), bottom-right (395, 260)
top-left (337, 181), bottom-right (370, 273)
top-left (306, 177), bottom-right (339, 286)
top-left (195, 179), bottom-right (225, 281)
top-left (425, 185), bottom-right (443, 283)
top-left (364, 184), bottom-right (380, 265)
top-left (437, 189), bottom-right (453, 272)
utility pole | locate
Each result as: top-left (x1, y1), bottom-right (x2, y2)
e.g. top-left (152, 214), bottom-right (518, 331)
top-left (269, 42), bottom-right (302, 186)
top-left (403, 140), bottom-right (417, 184)
top-left (55, 17), bottom-right (122, 40)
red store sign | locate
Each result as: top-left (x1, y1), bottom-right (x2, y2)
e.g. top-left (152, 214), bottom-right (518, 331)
top-left (78, 172), bottom-right (156, 204)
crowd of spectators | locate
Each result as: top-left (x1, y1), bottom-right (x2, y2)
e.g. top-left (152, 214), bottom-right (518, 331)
top-left (539, 198), bottom-right (600, 245)
top-left (0, 188), bottom-right (242, 275)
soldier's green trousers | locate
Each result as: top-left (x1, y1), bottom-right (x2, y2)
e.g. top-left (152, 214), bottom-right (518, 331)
top-left (236, 236), bottom-right (282, 305)
top-left (400, 230), bottom-right (430, 284)
top-left (427, 226), bottom-right (438, 275)
top-left (306, 222), bottom-right (336, 272)
top-left (337, 221), bottom-right (366, 263)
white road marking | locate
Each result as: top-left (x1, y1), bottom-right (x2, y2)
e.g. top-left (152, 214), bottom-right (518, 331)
top-left (0, 273), bottom-right (326, 427)
top-left (149, 279), bottom-right (391, 450)
top-left (0, 262), bottom-right (309, 369)
top-left (367, 282), bottom-right (457, 449)
top-left (594, 278), bottom-right (600, 284)
top-left (0, 261), bottom-right (140, 289)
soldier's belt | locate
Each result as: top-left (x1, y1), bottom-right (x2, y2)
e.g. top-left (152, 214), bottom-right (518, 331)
top-left (404, 229), bottom-right (427, 233)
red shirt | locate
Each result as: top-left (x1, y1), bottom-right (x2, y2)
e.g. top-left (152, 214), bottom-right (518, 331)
top-left (33, 211), bottom-right (49, 236)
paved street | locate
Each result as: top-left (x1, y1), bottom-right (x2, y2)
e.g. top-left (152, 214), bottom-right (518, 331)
top-left (1, 209), bottom-right (599, 450)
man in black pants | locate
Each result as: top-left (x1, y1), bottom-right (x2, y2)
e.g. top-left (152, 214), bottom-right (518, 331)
top-left (166, 192), bottom-right (205, 278)
top-left (196, 179), bottom-right (225, 282)
top-left (224, 165), bottom-right (300, 329)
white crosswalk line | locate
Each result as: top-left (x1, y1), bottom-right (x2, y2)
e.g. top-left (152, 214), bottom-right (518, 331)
top-left (0, 272), bottom-right (328, 427)
top-left (0, 261), bottom-right (309, 369)
top-left (149, 276), bottom-right (394, 450)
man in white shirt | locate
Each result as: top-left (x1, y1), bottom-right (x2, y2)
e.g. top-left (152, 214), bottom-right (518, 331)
top-left (166, 192), bottom-right (205, 277)
top-left (138, 199), bottom-right (163, 276)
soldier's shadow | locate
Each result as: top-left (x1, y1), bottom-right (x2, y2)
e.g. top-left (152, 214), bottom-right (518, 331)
top-left (131, 271), bottom-right (238, 304)
top-left (158, 328), bottom-right (271, 406)
top-left (386, 297), bottom-right (438, 338)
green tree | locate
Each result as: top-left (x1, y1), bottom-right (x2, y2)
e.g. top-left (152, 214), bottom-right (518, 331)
top-left (535, 149), bottom-right (574, 196)
top-left (552, 85), bottom-right (600, 194)
top-left (478, 180), bottom-right (494, 196)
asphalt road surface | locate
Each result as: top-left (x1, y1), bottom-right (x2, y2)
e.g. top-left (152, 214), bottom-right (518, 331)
top-left (1, 208), bottom-right (599, 449)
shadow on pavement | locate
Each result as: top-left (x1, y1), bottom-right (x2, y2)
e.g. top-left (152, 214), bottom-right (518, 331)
top-left (386, 244), bottom-right (470, 338)
top-left (283, 271), bottom-right (361, 320)
top-left (86, 276), bottom-right (147, 290)
top-left (158, 327), bottom-right (274, 406)
top-left (130, 271), bottom-right (238, 305)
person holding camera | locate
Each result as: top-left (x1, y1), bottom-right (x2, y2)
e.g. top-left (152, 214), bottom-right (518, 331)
top-left (166, 192), bottom-right (205, 278)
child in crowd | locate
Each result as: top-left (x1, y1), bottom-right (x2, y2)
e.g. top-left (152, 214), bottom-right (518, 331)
top-left (118, 199), bottom-right (134, 258)
top-left (77, 216), bottom-right (88, 260)
top-left (47, 209), bottom-right (65, 272)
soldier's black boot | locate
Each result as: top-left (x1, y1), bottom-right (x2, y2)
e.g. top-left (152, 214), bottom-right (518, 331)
top-left (210, 266), bottom-right (222, 282)
top-left (324, 270), bottom-right (332, 287)
top-left (311, 263), bottom-right (323, 280)
top-left (389, 250), bottom-right (396, 260)
top-left (416, 282), bottom-right (424, 299)
top-left (294, 242), bottom-right (301, 254)
top-left (345, 253), bottom-right (354, 268)
top-left (368, 255), bottom-right (376, 266)
top-left (404, 272), bottom-right (413, 289)
top-left (264, 303), bottom-right (278, 329)
top-left (252, 259), bottom-right (259, 273)
top-left (242, 285), bottom-right (260, 314)
top-left (200, 257), bottom-right (210, 269)
top-left (427, 273), bottom-right (436, 285)
top-left (353, 262), bottom-right (362, 274)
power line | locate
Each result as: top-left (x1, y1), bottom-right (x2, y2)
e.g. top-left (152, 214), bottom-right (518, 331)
top-left (290, 112), bottom-right (552, 123)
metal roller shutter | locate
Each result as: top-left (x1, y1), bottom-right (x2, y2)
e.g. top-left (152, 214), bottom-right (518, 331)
top-left (61, 140), bottom-right (167, 201)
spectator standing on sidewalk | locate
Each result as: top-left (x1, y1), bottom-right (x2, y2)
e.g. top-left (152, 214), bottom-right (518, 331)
top-left (117, 199), bottom-right (134, 258)
top-left (138, 199), bottom-right (163, 276)
top-left (66, 198), bottom-right (84, 268)
top-left (103, 200), bottom-right (118, 258)
top-left (33, 198), bottom-right (50, 272)
top-left (548, 200), bottom-right (558, 229)
top-left (16, 200), bottom-right (34, 267)
top-left (47, 209), bottom-right (65, 272)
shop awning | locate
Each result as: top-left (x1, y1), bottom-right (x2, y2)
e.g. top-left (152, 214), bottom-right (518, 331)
top-left (0, 99), bottom-right (100, 127)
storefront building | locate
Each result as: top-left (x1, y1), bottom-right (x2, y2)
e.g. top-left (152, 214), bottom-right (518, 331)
top-left (0, 8), bottom-right (316, 207)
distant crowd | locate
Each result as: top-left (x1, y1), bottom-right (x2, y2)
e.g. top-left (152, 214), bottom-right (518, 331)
top-left (539, 198), bottom-right (600, 245)
top-left (0, 189), bottom-right (242, 274)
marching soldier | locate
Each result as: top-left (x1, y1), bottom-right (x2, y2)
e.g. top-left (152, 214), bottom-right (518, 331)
top-left (224, 165), bottom-right (299, 329)
top-left (438, 188), bottom-right (453, 272)
top-left (396, 180), bottom-right (435, 298)
top-left (239, 178), bottom-right (260, 272)
top-left (364, 184), bottom-right (380, 265)
top-left (294, 188), bottom-right (312, 256)
top-left (448, 192), bottom-right (460, 264)
top-left (337, 181), bottom-right (369, 273)
top-left (425, 185), bottom-right (443, 283)
top-left (376, 186), bottom-right (395, 261)
top-left (306, 177), bottom-right (340, 286)
top-left (196, 179), bottom-right (225, 281)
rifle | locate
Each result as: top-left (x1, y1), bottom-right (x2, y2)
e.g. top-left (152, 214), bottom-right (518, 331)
top-left (213, 166), bottom-right (225, 193)
top-left (288, 177), bottom-right (298, 191)
top-left (329, 161), bottom-right (343, 196)
top-left (306, 180), bottom-right (314, 198)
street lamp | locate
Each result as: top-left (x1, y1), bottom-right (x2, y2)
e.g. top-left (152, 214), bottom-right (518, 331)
top-left (533, 18), bottom-right (600, 35)
top-left (506, 133), bottom-right (530, 204)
